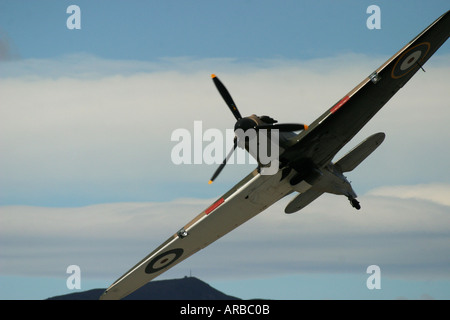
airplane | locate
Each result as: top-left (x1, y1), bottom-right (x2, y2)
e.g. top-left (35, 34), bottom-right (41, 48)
top-left (100, 11), bottom-right (449, 300)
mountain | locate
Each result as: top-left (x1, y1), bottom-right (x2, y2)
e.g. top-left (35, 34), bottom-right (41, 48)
top-left (47, 276), bottom-right (240, 300)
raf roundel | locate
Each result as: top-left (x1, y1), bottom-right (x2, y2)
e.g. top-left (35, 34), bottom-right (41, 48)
top-left (391, 42), bottom-right (430, 79)
top-left (145, 248), bottom-right (184, 274)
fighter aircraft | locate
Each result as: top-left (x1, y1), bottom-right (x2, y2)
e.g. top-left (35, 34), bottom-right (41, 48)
top-left (100, 11), bottom-right (449, 300)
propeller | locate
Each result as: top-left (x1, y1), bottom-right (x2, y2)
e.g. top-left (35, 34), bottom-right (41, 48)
top-left (208, 74), bottom-right (308, 184)
top-left (208, 137), bottom-right (238, 184)
top-left (211, 74), bottom-right (242, 120)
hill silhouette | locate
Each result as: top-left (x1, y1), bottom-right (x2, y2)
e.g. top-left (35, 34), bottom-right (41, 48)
top-left (47, 276), bottom-right (240, 300)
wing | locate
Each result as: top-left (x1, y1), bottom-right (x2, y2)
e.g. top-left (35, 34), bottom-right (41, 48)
top-left (282, 11), bottom-right (449, 168)
top-left (100, 168), bottom-right (293, 300)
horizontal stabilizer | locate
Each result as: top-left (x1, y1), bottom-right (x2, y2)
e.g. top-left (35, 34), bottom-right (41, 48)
top-left (285, 188), bottom-right (324, 214)
top-left (335, 132), bottom-right (385, 173)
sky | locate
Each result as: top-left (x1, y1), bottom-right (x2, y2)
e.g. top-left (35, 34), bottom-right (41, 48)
top-left (0, 1), bottom-right (449, 300)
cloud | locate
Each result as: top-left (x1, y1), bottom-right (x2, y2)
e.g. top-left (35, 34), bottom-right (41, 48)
top-left (368, 183), bottom-right (450, 206)
top-left (1, 183), bottom-right (449, 284)
top-left (1, 53), bottom-right (449, 206)
top-left (0, 54), bottom-right (449, 290)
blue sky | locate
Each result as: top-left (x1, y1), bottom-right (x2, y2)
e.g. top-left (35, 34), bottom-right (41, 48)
top-left (2, 0), bottom-right (449, 61)
top-left (1, 1), bottom-right (449, 301)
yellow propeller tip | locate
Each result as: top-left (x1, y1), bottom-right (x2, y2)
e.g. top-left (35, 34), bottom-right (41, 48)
top-left (304, 124), bottom-right (309, 130)
top-left (208, 180), bottom-right (213, 184)
top-left (211, 74), bottom-right (216, 79)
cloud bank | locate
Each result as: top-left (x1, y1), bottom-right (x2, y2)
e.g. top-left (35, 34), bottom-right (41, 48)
top-left (1, 53), bottom-right (449, 291)
top-left (1, 53), bottom-right (449, 206)
top-left (1, 183), bottom-right (449, 283)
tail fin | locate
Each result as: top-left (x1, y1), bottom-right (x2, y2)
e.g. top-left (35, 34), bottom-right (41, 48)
top-left (285, 188), bottom-right (324, 214)
top-left (335, 132), bottom-right (385, 173)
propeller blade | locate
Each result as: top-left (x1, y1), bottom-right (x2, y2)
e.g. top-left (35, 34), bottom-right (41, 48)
top-left (211, 74), bottom-right (242, 120)
top-left (209, 138), bottom-right (238, 184)
top-left (255, 123), bottom-right (308, 131)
